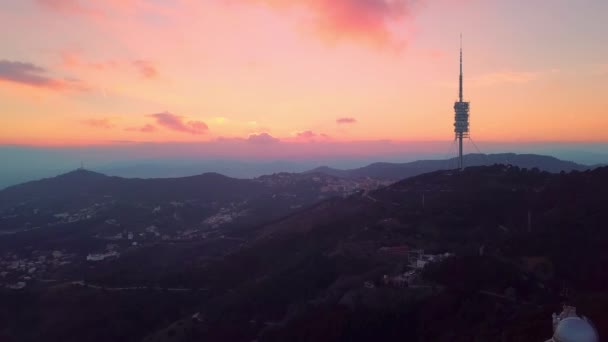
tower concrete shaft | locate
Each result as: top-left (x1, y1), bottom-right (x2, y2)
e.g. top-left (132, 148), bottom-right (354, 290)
top-left (454, 35), bottom-right (470, 170)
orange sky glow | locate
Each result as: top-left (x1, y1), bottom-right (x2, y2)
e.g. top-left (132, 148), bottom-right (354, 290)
top-left (1, 0), bottom-right (607, 149)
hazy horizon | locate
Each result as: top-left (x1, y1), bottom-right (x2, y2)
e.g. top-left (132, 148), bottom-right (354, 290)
top-left (2, 140), bottom-right (607, 189)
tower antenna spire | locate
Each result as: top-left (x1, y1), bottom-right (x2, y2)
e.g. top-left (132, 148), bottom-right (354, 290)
top-left (459, 33), bottom-right (463, 102)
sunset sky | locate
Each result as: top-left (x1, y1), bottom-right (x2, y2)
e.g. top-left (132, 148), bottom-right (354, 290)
top-left (1, 0), bottom-right (607, 153)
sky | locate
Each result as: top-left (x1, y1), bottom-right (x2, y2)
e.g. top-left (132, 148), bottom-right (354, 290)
top-left (0, 0), bottom-right (607, 161)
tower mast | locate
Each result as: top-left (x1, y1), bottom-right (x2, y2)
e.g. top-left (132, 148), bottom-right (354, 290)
top-left (459, 34), bottom-right (463, 103)
top-left (453, 34), bottom-right (470, 170)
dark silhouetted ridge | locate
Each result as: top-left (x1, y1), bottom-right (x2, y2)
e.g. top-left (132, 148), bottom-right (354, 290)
top-left (305, 153), bottom-right (591, 181)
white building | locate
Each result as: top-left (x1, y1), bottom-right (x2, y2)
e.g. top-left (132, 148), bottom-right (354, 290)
top-left (409, 251), bottom-right (452, 270)
top-left (86, 251), bottom-right (119, 262)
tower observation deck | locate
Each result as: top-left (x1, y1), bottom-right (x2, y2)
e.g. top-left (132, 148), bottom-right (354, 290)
top-left (454, 36), bottom-right (470, 169)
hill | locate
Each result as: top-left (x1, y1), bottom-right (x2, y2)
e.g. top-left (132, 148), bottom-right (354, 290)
top-left (0, 169), bottom-right (262, 209)
top-left (141, 165), bottom-right (608, 341)
top-left (306, 153), bottom-right (592, 181)
top-left (0, 169), bottom-right (381, 236)
top-left (1, 165), bottom-right (607, 341)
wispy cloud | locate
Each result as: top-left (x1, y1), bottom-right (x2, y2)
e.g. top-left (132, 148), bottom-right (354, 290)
top-left (0, 60), bottom-right (88, 91)
top-left (147, 112), bottom-right (208, 135)
top-left (294, 130), bottom-right (330, 141)
top-left (247, 132), bottom-right (280, 144)
top-left (40, 0), bottom-right (422, 49)
top-left (125, 124), bottom-right (156, 133)
top-left (336, 117), bottom-right (357, 124)
top-left (132, 60), bottom-right (158, 79)
top-left (80, 118), bottom-right (115, 129)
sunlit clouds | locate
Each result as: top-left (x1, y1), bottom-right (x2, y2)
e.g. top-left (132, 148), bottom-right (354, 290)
top-left (132, 60), bottom-right (158, 79)
top-left (336, 117), bottom-right (357, 125)
top-left (0, 0), bottom-right (607, 150)
top-left (147, 112), bottom-right (208, 135)
top-left (243, 0), bottom-right (422, 47)
top-left (247, 132), bottom-right (280, 144)
top-left (0, 60), bottom-right (88, 91)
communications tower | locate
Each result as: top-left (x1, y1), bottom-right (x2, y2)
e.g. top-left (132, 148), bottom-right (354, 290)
top-left (454, 35), bottom-right (470, 169)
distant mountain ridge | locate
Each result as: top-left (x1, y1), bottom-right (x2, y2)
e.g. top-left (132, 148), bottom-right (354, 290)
top-left (305, 153), bottom-right (593, 181)
top-left (0, 168), bottom-right (377, 234)
top-left (0, 169), bottom-right (260, 207)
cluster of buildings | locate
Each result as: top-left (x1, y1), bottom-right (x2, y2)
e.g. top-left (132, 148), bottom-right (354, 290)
top-left (104, 226), bottom-right (167, 244)
top-left (203, 207), bottom-right (248, 229)
top-left (86, 250), bottom-right (120, 262)
top-left (52, 203), bottom-right (103, 224)
top-left (86, 244), bottom-right (121, 262)
top-left (0, 250), bottom-right (74, 290)
top-left (318, 177), bottom-right (388, 196)
top-left (255, 173), bottom-right (308, 186)
top-left (407, 250), bottom-right (452, 270)
top-left (378, 246), bottom-right (452, 289)
top-left (383, 270), bottom-right (419, 288)
top-left (101, 223), bottom-right (231, 243)
top-left (255, 172), bottom-right (388, 197)
top-left (1, 202), bottom-right (108, 233)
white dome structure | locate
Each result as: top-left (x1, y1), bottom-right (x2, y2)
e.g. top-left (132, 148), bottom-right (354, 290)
top-left (553, 317), bottom-right (598, 342)
top-left (547, 306), bottom-right (598, 342)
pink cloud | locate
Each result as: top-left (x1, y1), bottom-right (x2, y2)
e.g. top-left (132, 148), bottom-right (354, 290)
top-left (132, 60), bottom-right (158, 79)
top-left (247, 0), bottom-right (422, 47)
top-left (247, 132), bottom-right (280, 144)
top-left (80, 118), bottom-right (114, 129)
top-left (0, 60), bottom-right (88, 91)
top-left (147, 112), bottom-right (208, 135)
top-left (294, 130), bottom-right (331, 141)
top-left (125, 124), bottom-right (156, 133)
top-left (336, 117), bottom-right (357, 124)
top-left (296, 130), bottom-right (316, 139)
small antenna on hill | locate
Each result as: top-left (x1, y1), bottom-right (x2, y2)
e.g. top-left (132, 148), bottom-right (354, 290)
top-left (79, 161), bottom-right (85, 170)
